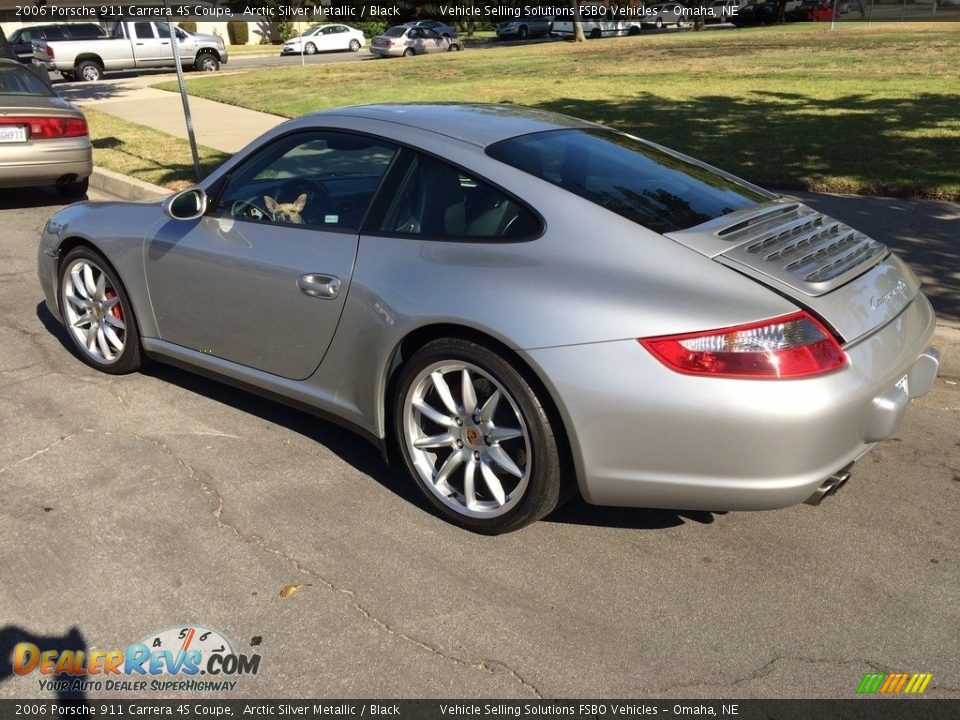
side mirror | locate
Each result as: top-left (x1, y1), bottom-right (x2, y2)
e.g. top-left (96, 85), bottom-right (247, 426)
top-left (163, 187), bottom-right (207, 220)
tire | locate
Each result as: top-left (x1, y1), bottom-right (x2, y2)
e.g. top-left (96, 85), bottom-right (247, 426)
top-left (590, 28), bottom-right (602, 39)
top-left (55, 176), bottom-right (88, 200)
top-left (194, 52), bottom-right (219, 72)
top-left (655, 18), bottom-right (664, 29)
top-left (447, 43), bottom-right (461, 52)
top-left (402, 48), bottom-right (415, 57)
top-left (348, 39), bottom-right (361, 52)
top-left (75, 60), bottom-right (102, 82)
top-left (394, 338), bottom-right (565, 534)
top-left (304, 42), bottom-right (317, 55)
top-left (628, 26), bottom-right (641, 36)
top-left (58, 247), bottom-right (143, 374)
top-left (519, 26), bottom-right (529, 40)
top-left (60, 71), bottom-right (75, 82)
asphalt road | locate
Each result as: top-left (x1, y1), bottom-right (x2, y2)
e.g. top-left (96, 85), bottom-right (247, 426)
top-left (0, 189), bottom-right (958, 700)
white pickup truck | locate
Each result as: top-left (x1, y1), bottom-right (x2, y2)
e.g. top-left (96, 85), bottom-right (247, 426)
top-left (34, 21), bottom-right (228, 82)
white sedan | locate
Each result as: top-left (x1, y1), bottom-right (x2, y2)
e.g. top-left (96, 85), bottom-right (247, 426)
top-left (281, 24), bottom-right (365, 55)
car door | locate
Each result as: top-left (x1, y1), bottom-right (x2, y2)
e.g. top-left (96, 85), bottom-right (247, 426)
top-left (130, 22), bottom-right (168, 66)
top-left (327, 26), bottom-right (349, 51)
top-left (144, 130), bottom-right (399, 380)
top-left (421, 28), bottom-right (445, 53)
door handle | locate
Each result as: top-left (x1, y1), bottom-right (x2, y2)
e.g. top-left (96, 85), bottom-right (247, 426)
top-left (297, 274), bottom-right (341, 300)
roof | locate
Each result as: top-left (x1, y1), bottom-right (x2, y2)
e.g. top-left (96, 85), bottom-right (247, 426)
top-left (315, 103), bottom-right (601, 148)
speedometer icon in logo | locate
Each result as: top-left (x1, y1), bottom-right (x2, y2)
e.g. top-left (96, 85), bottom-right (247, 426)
top-left (137, 625), bottom-right (234, 674)
top-left (143, 625), bottom-right (234, 657)
top-left (127, 624), bottom-right (261, 678)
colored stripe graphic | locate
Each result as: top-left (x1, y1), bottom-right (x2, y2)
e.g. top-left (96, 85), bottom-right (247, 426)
top-left (857, 672), bottom-right (933, 694)
top-left (857, 673), bottom-right (886, 693)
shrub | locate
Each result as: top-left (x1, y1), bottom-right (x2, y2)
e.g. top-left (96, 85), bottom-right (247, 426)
top-left (227, 21), bottom-right (248, 45)
top-left (353, 21), bottom-right (388, 38)
top-left (277, 22), bottom-right (298, 42)
top-left (178, 21), bottom-right (197, 33)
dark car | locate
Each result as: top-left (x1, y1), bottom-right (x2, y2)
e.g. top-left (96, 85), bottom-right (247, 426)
top-left (7, 24), bottom-right (106, 64)
top-left (0, 27), bottom-right (18, 62)
top-left (730, 1), bottom-right (779, 25)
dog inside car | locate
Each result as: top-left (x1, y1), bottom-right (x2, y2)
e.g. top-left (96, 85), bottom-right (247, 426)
top-left (264, 193), bottom-right (308, 224)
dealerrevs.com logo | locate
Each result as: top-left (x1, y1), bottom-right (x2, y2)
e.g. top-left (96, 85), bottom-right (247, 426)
top-left (14, 625), bottom-right (261, 693)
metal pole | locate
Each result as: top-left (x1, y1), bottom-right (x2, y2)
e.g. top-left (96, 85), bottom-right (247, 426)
top-left (831, 0), bottom-right (839, 28)
top-left (900, 0), bottom-right (907, 21)
top-left (167, 7), bottom-right (201, 182)
top-left (868, 0), bottom-right (874, 24)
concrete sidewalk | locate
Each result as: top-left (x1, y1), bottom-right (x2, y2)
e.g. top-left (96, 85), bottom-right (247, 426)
top-left (64, 81), bottom-right (284, 154)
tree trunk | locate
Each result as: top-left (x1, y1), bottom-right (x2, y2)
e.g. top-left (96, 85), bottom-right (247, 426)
top-left (570, 0), bottom-right (587, 42)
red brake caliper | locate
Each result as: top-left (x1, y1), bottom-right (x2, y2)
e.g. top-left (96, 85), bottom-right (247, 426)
top-left (104, 289), bottom-right (123, 321)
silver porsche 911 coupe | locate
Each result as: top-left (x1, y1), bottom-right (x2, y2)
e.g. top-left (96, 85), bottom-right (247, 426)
top-left (38, 104), bottom-right (939, 533)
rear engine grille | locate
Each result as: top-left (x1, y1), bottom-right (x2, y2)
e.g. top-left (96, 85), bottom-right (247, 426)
top-left (719, 204), bottom-right (888, 295)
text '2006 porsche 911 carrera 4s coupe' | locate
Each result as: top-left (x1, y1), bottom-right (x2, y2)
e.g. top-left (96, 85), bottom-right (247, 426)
top-left (38, 104), bottom-right (940, 533)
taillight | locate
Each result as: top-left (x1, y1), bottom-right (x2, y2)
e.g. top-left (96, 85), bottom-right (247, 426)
top-left (0, 116), bottom-right (88, 139)
top-left (640, 311), bottom-right (846, 379)
top-left (46, 45), bottom-right (55, 60)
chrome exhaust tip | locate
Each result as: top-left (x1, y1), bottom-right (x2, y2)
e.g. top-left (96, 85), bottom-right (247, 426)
top-left (805, 465), bottom-right (852, 506)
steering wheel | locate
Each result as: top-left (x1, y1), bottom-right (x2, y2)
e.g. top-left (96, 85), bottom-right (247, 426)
top-left (231, 199), bottom-right (269, 222)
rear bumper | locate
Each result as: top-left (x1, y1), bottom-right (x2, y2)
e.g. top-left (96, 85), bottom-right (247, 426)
top-left (0, 137), bottom-right (92, 189)
top-left (522, 292), bottom-right (938, 511)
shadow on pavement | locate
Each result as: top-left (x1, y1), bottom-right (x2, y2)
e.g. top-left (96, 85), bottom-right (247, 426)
top-left (0, 625), bottom-right (90, 702)
top-left (0, 187), bottom-right (76, 210)
top-left (546, 499), bottom-right (723, 530)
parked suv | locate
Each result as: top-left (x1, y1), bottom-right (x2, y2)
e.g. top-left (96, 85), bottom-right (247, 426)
top-left (7, 24), bottom-right (105, 64)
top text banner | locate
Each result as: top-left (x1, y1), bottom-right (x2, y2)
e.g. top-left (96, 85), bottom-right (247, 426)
top-left (5, 1), bottom-right (960, 24)
top-left (7, 2), bottom-right (593, 23)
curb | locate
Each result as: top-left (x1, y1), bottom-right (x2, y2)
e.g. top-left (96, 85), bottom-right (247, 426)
top-left (87, 166), bottom-right (959, 379)
top-left (90, 167), bottom-right (168, 201)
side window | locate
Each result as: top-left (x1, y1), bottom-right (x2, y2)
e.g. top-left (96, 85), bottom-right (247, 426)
top-left (377, 153), bottom-right (540, 240)
top-left (133, 23), bottom-right (155, 39)
top-left (217, 131), bottom-right (398, 232)
top-left (43, 27), bottom-right (66, 40)
top-left (68, 25), bottom-right (104, 39)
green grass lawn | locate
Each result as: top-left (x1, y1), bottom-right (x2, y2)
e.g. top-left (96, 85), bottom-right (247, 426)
top-left (155, 23), bottom-right (960, 199)
top-left (85, 109), bottom-right (230, 190)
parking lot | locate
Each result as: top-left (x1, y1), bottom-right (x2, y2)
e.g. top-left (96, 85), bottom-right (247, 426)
top-left (0, 187), bottom-right (958, 699)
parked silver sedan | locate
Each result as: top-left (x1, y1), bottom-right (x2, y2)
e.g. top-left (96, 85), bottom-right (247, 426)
top-left (0, 58), bottom-right (91, 197)
top-left (37, 104), bottom-right (939, 533)
top-left (370, 26), bottom-right (461, 57)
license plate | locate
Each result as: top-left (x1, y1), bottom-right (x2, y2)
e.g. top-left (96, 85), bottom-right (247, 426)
top-left (896, 374), bottom-right (909, 395)
top-left (0, 126), bottom-right (28, 143)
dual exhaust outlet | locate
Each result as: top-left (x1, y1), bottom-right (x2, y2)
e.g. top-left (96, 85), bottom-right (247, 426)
top-left (804, 465), bottom-right (852, 506)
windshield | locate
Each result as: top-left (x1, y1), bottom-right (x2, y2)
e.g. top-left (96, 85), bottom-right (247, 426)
top-left (486, 129), bottom-right (768, 234)
top-left (0, 63), bottom-right (53, 96)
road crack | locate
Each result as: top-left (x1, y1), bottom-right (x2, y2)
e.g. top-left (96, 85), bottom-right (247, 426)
top-left (53, 428), bottom-right (544, 698)
top-left (658, 654), bottom-right (891, 694)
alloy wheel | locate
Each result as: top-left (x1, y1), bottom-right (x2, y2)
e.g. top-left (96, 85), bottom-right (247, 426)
top-left (403, 361), bottom-right (531, 519)
top-left (61, 258), bottom-right (126, 365)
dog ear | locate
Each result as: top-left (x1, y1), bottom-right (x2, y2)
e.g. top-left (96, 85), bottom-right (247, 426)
top-left (292, 193), bottom-right (308, 213)
top-left (264, 196), bottom-right (278, 213)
